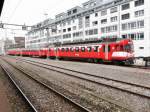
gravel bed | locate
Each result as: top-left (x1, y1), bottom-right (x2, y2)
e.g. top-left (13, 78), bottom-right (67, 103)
top-left (18, 60), bottom-right (150, 112)
top-left (0, 62), bottom-right (32, 112)
top-left (6, 56), bottom-right (150, 112)
top-left (4, 57), bottom-right (132, 112)
top-left (20, 57), bottom-right (150, 88)
top-left (19, 60), bottom-right (150, 97)
top-left (1, 59), bottom-right (84, 112)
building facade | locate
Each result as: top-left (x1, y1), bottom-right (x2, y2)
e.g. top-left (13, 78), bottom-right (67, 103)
top-left (0, 39), bottom-right (4, 55)
top-left (4, 38), bottom-right (14, 53)
top-left (26, 0), bottom-right (150, 58)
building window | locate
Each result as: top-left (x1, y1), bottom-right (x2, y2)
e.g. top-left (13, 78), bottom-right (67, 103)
top-left (73, 32), bottom-right (83, 37)
top-left (135, 10), bottom-right (144, 17)
top-left (110, 7), bottom-right (117, 13)
top-left (67, 20), bottom-right (71, 25)
top-left (94, 29), bottom-right (98, 34)
top-left (110, 16), bottom-right (117, 22)
top-left (73, 26), bottom-right (76, 30)
top-left (124, 33), bottom-right (144, 40)
top-left (63, 34), bottom-right (71, 39)
top-left (68, 28), bottom-right (71, 32)
top-left (135, 0), bottom-right (144, 7)
top-left (101, 19), bottom-right (107, 24)
top-left (73, 9), bottom-right (77, 14)
top-left (72, 19), bottom-right (75, 23)
top-left (137, 20), bottom-right (144, 28)
top-left (101, 25), bottom-right (117, 33)
top-left (122, 3), bottom-right (130, 10)
top-left (95, 13), bottom-right (98, 17)
top-left (137, 33), bottom-right (144, 40)
top-left (63, 22), bottom-right (66, 26)
top-left (92, 21), bottom-right (98, 26)
top-left (78, 17), bottom-right (83, 29)
top-left (58, 30), bottom-right (61, 33)
top-left (101, 10), bottom-right (107, 16)
top-left (121, 13), bottom-right (130, 20)
top-left (85, 16), bottom-right (90, 27)
top-left (130, 22), bottom-right (136, 29)
top-left (122, 34), bottom-right (127, 38)
top-left (85, 16), bottom-right (90, 19)
top-left (68, 11), bottom-right (71, 15)
top-left (90, 2), bottom-right (96, 7)
top-left (122, 20), bottom-right (144, 30)
top-left (130, 34), bottom-right (135, 40)
top-left (63, 29), bottom-right (66, 32)
top-left (85, 29), bottom-right (98, 36)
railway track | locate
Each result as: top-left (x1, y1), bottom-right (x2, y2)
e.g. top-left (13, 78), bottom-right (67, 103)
top-left (3, 56), bottom-right (150, 111)
top-left (0, 58), bottom-right (91, 112)
top-left (16, 57), bottom-right (150, 99)
top-left (0, 62), bottom-right (38, 112)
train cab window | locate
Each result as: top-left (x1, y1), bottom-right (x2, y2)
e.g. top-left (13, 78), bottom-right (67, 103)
top-left (93, 46), bottom-right (99, 52)
top-left (75, 47), bottom-right (79, 52)
top-left (87, 46), bottom-right (92, 52)
top-left (70, 47), bottom-right (74, 52)
top-left (61, 48), bottom-right (65, 52)
top-left (124, 44), bottom-right (132, 51)
top-left (81, 47), bottom-right (85, 52)
top-left (66, 48), bottom-right (69, 52)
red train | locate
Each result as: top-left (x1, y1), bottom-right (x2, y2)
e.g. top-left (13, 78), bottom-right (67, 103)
top-left (7, 38), bottom-right (134, 65)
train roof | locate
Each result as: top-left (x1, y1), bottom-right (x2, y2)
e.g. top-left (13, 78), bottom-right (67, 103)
top-left (55, 38), bottom-right (130, 47)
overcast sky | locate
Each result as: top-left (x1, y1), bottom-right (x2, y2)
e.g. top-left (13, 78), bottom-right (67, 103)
top-left (0, 0), bottom-right (88, 40)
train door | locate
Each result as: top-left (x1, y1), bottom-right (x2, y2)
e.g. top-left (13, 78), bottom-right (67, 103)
top-left (103, 44), bottom-right (110, 60)
top-left (54, 47), bottom-right (59, 58)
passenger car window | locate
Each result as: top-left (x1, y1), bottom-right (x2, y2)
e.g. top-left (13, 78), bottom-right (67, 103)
top-left (66, 48), bottom-right (69, 52)
top-left (61, 48), bottom-right (65, 52)
top-left (70, 47), bottom-right (74, 52)
top-left (87, 46), bottom-right (92, 52)
top-left (75, 47), bottom-right (79, 52)
top-left (81, 47), bottom-right (85, 52)
top-left (94, 46), bottom-right (99, 52)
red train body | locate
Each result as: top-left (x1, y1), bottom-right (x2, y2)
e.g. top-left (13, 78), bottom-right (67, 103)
top-left (7, 38), bottom-right (134, 65)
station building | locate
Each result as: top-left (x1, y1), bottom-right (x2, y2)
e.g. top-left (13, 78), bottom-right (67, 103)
top-left (25, 0), bottom-right (150, 58)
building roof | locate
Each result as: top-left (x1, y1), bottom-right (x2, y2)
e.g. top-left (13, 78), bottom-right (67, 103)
top-left (0, 0), bottom-right (4, 16)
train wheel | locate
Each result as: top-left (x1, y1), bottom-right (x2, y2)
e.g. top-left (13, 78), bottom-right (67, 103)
top-left (113, 61), bottom-right (125, 66)
top-left (88, 59), bottom-right (94, 63)
top-left (94, 59), bottom-right (98, 63)
top-left (99, 59), bottom-right (103, 64)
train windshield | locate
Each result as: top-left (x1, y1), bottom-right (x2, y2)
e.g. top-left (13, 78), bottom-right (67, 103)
top-left (124, 44), bottom-right (133, 52)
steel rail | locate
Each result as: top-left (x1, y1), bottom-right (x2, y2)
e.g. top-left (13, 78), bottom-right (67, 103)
top-left (6, 57), bottom-right (135, 111)
top-left (2, 58), bottom-right (92, 112)
top-left (17, 58), bottom-right (150, 99)
top-left (0, 63), bottom-right (38, 112)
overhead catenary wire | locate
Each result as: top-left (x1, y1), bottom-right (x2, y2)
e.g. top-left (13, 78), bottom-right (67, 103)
top-left (8, 0), bottom-right (23, 23)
